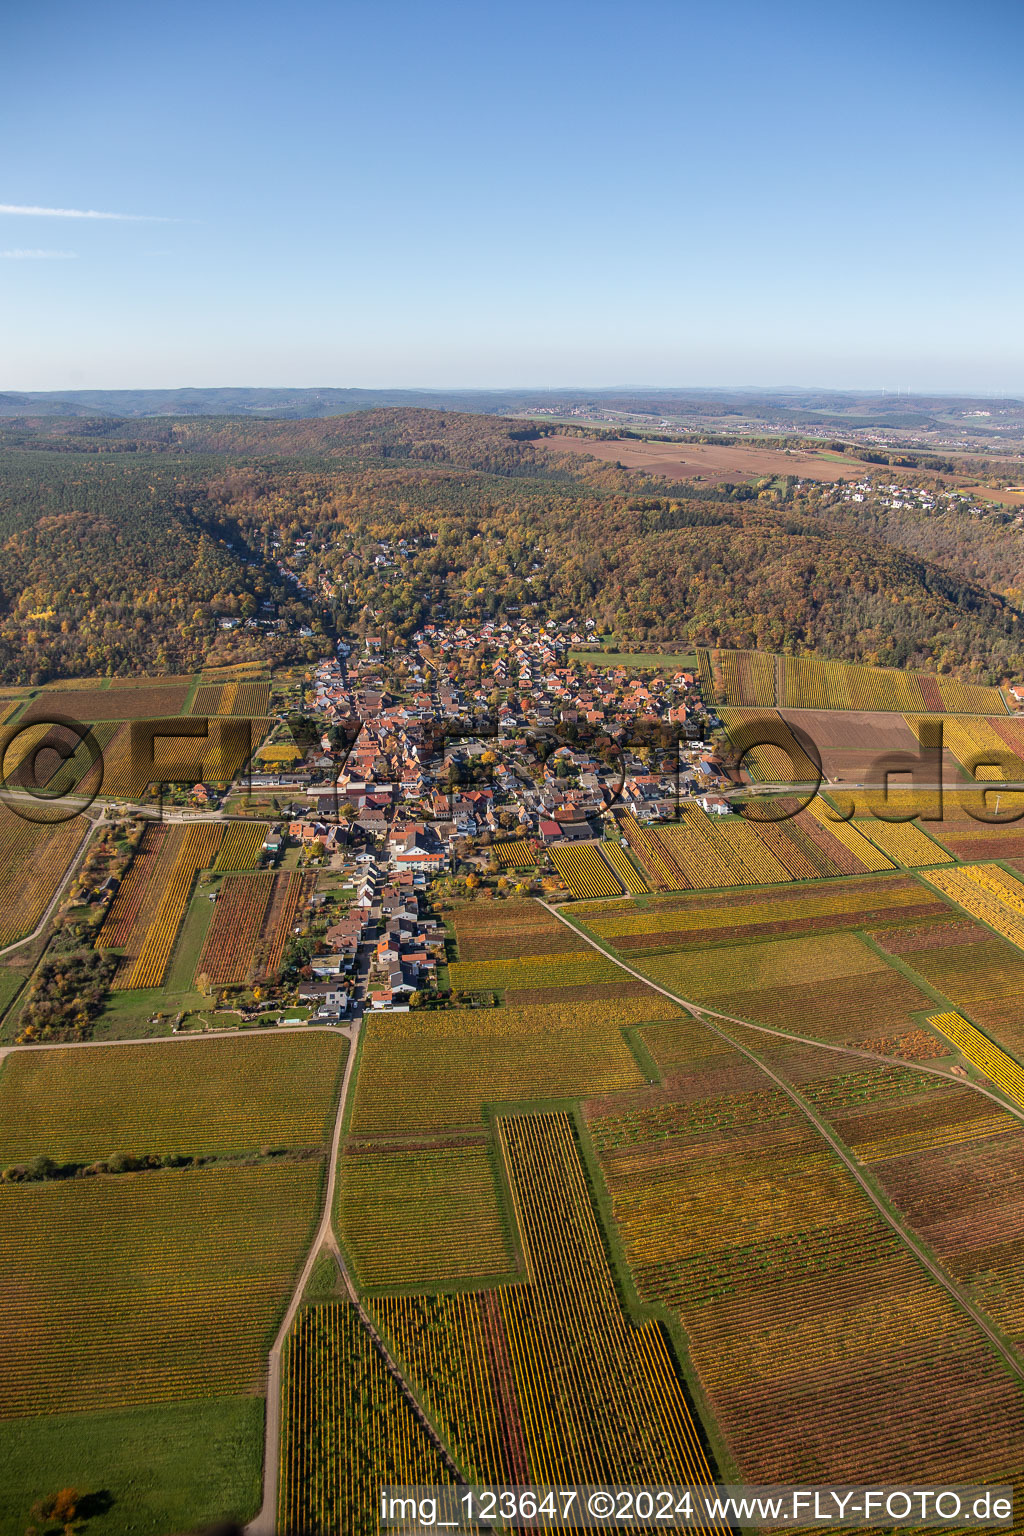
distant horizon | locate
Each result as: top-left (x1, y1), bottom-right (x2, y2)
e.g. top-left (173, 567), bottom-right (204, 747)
top-left (6, 383), bottom-right (1023, 401)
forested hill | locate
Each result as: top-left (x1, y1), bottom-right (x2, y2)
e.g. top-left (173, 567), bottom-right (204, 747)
top-left (0, 408), bottom-right (1020, 685)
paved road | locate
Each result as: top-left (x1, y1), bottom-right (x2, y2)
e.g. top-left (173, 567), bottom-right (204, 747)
top-left (540, 899), bottom-right (1024, 1387)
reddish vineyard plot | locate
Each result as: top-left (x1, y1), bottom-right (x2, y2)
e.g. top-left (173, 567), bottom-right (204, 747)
top-left (21, 685), bottom-right (189, 723)
top-left (195, 871), bottom-right (313, 985)
top-left (99, 824), bottom-right (223, 989)
top-left (452, 902), bottom-right (581, 961)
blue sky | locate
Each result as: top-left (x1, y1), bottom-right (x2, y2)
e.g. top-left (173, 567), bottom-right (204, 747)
top-left (2, 0), bottom-right (1022, 392)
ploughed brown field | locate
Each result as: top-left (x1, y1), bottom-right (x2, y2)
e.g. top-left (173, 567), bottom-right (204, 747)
top-left (779, 707), bottom-right (962, 783)
top-left (538, 434), bottom-right (878, 486)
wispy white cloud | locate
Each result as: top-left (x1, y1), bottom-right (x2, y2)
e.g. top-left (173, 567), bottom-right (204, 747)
top-left (0, 248), bottom-right (79, 259)
top-left (0, 203), bottom-right (172, 222)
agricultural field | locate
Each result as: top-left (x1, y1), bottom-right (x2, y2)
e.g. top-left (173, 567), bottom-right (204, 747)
top-left (215, 819), bottom-right (269, 870)
top-left (589, 1063), bottom-right (1024, 1486)
top-left (549, 842), bottom-right (623, 898)
top-left (617, 801), bottom-right (894, 892)
top-left (493, 839), bottom-right (536, 867)
top-left (195, 870), bottom-right (313, 985)
top-left (350, 1001), bottom-right (663, 1134)
top-left (625, 925), bottom-right (938, 1052)
top-left (542, 432), bottom-right (873, 487)
top-left (719, 705), bottom-right (823, 785)
top-left (939, 714), bottom-right (1024, 781)
top-left (449, 949), bottom-right (622, 994)
top-left (451, 901), bottom-right (586, 961)
top-left (96, 715), bottom-right (271, 799)
top-left (577, 874), bottom-right (949, 952)
top-left (336, 1143), bottom-right (513, 1288)
top-left (0, 808), bottom-right (86, 947)
top-left (0, 1161), bottom-right (321, 1417)
top-left (923, 863), bottom-right (1024, 951)
top-left (21, 684), bottom-right (191, 723)
top-left (853, 817), bottom-right (952, 867)
top-left (927, 1010), bottom-right (1024, 1109)
top-left (278, 1301), bottom-right (454, 1536)
top-left (759, 1039), bottom-right (1024, 1350)
top-left (373, 1113), bottom-right (723, 1495)
top-left (601, 840), bottom-right (650, 894)
top-left (0, 1033), bottom-right (347, 1165)
top-left (192, 680), bottom-right (272, 717)
top-left (708, 647), bottom-right (1006, 715)
top-left (100, 823), bottom-right (223, 988)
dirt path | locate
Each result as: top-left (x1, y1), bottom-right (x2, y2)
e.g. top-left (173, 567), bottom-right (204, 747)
top-left (0, 813), bottom-right (98, 959)
top-left (539, 899), bottom-right (1024, 1387)
top-left (246, 999), bottom-right (460, 1533)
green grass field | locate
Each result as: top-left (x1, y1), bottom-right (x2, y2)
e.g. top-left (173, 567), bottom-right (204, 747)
top-left (0, 1032), bottom-right (347, 1164)
top-left (568, 650), bottom-right (697, 669)
top-left (0, 1395), bottom-right (262, 1536)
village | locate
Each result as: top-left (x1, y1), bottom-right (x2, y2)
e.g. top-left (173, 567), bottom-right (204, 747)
top-left (220, 619), bottom-right (732, 1017)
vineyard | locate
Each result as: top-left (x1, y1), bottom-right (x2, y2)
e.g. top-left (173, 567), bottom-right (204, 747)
top-left (703, 647), bottom-right (1006, 715)
top-left (0, 1033), bottom-right (347, 1164)
top-left (277, 1302), bottom-right (453, 1536)
top-left (336, 1143), bottom-right (512, 1288)
top-left (195, 871), bottom-right (314, 985)
top-left (805, 799), bottom-right (894, 871)
top-left (493, 839), bottom-right (537, 868)
top-left (95, 715), bottom-right (271, 798)
top-left (373, 1114), bottom-right (725, 1505)
top-left (601, 840), bottom-right (650, 894)
top-left (579, 874), bottom-right (947, 951)
top-left (215, 820), bottom-right (269, 870)
top-left (780, 653), bottom-right (935, 712)
top-left (0, 1162), bottom-right (321, 1417)
top-left (718, 707), bottom-right (820, 784)
top-left (853, 818), bottom-right (952, 867)
top-left (0, 808), bottom-right (85, 947)
top-left (350, 1002), bottom-right (660, 1133)
top-left (627, 928), bottom-right (936, 1050)
top-left (451, 901), bottom-right (581, 961)
top-left (549, 842), bottom-right (623, 899)
top-left (927, 1010), bottom-right (1024, 1109)
top-left (940, 716), bottom-right (1024, 781)
top-left (22, 684), bottom-right (190, 723)
top-left (589, 1074), bottom-right (1024, 1485)
top-left (100, 823), bottom-right (224, 989)
top-left (923, 863), bottom-right (1024, 952)
top-left (616, 801), bottom-right (897, 892)
top-left (448, 949), bottom-right (622, 994)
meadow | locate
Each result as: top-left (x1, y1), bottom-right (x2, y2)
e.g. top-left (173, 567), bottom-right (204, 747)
top-left (0, 1396), bottom-right (263, 1536)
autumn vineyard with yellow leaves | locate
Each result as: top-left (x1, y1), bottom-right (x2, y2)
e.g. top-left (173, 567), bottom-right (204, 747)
top-left (5, 641), bottom-right (1024, 1536)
